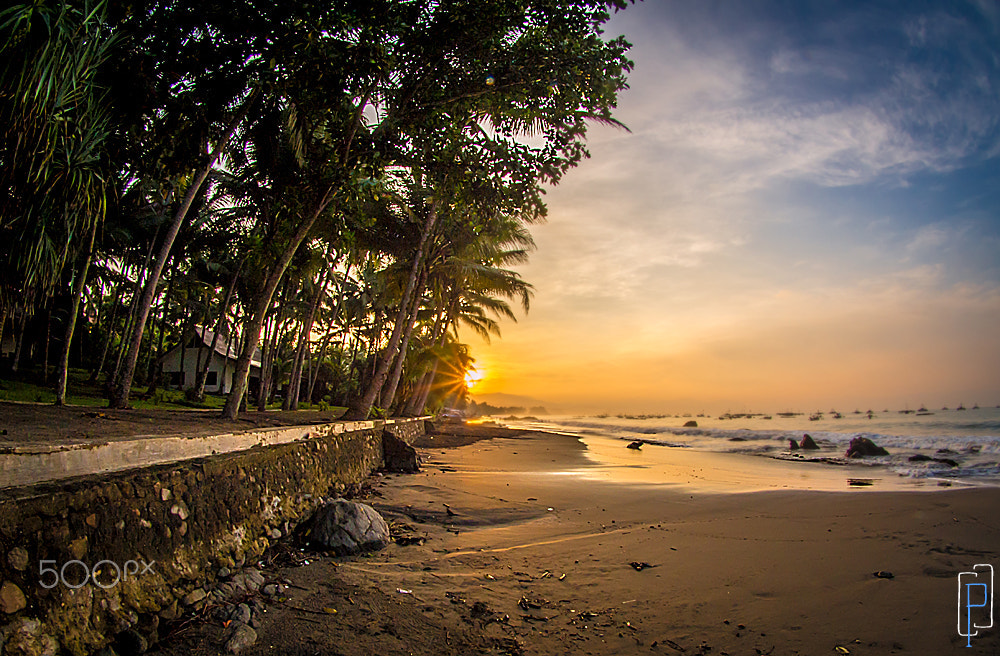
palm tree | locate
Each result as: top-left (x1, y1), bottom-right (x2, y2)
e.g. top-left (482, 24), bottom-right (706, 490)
top-left (0, 0), bottom-right (118, 400)
top-left (393, 210), bottom-right (534, 415)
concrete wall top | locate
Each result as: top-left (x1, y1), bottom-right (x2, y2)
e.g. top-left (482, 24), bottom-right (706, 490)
top-left (0, 416), bottom-right (429, 490)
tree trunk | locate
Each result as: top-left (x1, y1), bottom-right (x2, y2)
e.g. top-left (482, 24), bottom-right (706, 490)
top-left (306, 260), bottom-right (353, 403)
top-left (144, 256), bottom-right (177, 397)
top-left (381, 266), bottom-right (427, 414)
top-left (346, 201), bottom-right (440, 420)
top-left (220, 323), bottom-right (234, 395)
top-left (0, 304), bottom-right (7, 368)
top-left (401, 280), bottom-right (451, 415)
top-left (303, 346), bottom-right (312, 405)
top-left (11, 308), bottom-right (28, 373)
top-left (110, 94), bottom-right (256, 409)
top-left (191, 290), bottom-right (212, 392)
top-left (89, 255), bottom-right (130, 383)
top-left (55, 220), bottom-right (98, 405)
top-left (112, 240), bottom-right (157, 388)
top-left (307, 329), bottom-right (333, 402)
top-left (195, 258), bottom-right (244, 400)
top-left (221, 192), bottom-right (334, 420)
top-left (407, 288), bottom-right (459, 415)
top-left (285, 268), bottom-right (331, 411)
top-left (255, 314), bottom-right (274, 412)
top-left (41, 302), bottom-right (52, 381)
top-left (178, 307), bottom-right (191, 391)
top-left (257, 285), bottom-right (288, 412)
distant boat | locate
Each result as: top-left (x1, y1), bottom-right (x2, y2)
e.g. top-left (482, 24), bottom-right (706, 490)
top-left (832, 412), bottom-right (843, 419)
top-left (958, 404), bottom-right (966, 411)
top-left (853, 409), bottom-right (862, 414)
top-left (973, 403), bottom-right (980, 410)
top-left (942, 406), bottom-right (949, 411)
top-left (917, 405), bottom-right (928, 413)
top-left (809, 413), bottom-right (822, 421)
top-left (762, 415), bottom-right (772, 420)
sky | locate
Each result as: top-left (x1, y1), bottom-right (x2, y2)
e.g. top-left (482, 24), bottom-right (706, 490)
top-left (467, 0), bottom-right (1000, 415)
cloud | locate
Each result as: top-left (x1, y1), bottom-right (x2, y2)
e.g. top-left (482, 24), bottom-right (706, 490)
top-left (905, 223), bottom-right (953, 254)
top-left (469, 1), bottom-right (1000, 412)
top-left (608, 1), bottom-right (1000, 188)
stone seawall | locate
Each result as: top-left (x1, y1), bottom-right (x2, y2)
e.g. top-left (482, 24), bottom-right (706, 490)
top-left (0, 418), bottom-right (425, 655)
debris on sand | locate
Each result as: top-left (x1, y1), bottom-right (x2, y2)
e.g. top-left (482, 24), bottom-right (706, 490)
top-left (629, 561), bottom-right (655, 571)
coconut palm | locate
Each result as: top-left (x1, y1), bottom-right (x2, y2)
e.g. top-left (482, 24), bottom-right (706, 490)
top-left (387, 209), bottom-right (534, 414)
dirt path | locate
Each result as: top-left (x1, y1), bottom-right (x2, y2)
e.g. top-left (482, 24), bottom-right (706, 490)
top-left (0, 401), bottom-right (345, 445)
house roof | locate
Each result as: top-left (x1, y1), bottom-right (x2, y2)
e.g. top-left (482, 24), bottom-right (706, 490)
top-left (194, 326), bottom-right (262, 369)
top-left (160, 326), bottom-right (261, 369)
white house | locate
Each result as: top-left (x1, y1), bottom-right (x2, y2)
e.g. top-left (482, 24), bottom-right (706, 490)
top-left (159, 327), bottom-right (261, 394)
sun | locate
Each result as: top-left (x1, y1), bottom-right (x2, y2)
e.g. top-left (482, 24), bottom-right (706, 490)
top-left (464, 367), bottom-right (484, 390)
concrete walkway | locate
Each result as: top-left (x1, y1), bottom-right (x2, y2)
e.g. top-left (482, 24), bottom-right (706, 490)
top-left (0, 417), bottom-right (427, 489)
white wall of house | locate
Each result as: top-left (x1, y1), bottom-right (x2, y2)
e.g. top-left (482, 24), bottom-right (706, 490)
top-left (160, 348), bottom-right (234, 394)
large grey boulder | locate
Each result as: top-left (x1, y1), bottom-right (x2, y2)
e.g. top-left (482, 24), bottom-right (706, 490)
top-left (304, 499), bottom-right (390, 555)
top-left (382, 429), bottom-right (420, 473)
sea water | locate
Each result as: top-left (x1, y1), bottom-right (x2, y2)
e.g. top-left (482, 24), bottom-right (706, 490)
top-left (499, 406), bottom-right (1000, 487)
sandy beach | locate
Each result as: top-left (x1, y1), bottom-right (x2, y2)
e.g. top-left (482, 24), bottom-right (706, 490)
top-left (153, 424), bottom-right (1000, 655)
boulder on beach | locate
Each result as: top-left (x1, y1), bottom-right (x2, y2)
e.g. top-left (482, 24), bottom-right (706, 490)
top-left (382, 429), bottom-right (420, 473)
top-left (799, 434), bottom-right (819, 450)
top-left (845, 436), bottom-right (889, 458)
top-left (683, 420), bottom-right (698, 428)
top-left (908, 454), bottom-right (959, 467)
top-left (302, 499), bottom-right (390, 555)
top-left (627, 440), bottom-right (643, 450)
top-left (788, 439), bottom-right (799, 451)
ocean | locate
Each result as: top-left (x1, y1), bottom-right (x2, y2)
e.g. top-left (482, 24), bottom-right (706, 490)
top-left (497, 406), bottom-right (1000, 489)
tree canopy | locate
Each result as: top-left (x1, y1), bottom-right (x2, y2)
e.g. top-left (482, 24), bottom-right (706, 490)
top-left (0, 0), bottom-right (633, 418)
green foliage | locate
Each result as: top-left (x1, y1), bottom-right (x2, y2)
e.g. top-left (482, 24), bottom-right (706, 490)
top-left (0, 0), bottom-right (633, 418)
top-left (0, 0), bottom-right (117, 307)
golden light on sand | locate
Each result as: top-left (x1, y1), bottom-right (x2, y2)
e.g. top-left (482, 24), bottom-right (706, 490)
top-left (464, 367), bottom-right (484, 390)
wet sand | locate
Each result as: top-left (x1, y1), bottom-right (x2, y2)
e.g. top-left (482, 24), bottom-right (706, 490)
top-left (154, 425), bottom-right (1000, 655)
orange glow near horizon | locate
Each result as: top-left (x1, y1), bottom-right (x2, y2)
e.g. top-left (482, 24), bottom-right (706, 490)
top-left (452, 4), bottom-right (1000, 416)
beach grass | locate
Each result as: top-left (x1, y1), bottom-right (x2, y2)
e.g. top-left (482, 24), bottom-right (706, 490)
top-left (0, 369), bottom-right (345, 414)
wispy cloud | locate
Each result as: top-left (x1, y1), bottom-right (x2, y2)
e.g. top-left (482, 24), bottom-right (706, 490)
top-left (469, 1), bottom-right (1000, 412)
